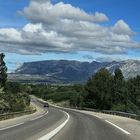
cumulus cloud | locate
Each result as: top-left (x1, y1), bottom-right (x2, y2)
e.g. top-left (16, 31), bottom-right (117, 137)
top-left (111, 20), bottom-right (135, 35)
top-left (23, 23), bottom-right (42, 33)
top-left (0, 28), bottom-right (22, 42)
top-left (0, 0), bottom-right (139, 55)
top-left (21, 0), bottom-right (108, 23)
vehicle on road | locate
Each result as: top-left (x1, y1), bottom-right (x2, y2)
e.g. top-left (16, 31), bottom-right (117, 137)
top-left (44, 103), bottom-right (49, 108)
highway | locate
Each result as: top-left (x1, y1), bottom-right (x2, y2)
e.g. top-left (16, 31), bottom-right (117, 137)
top-left (0, 99), bottom-right (132, 140)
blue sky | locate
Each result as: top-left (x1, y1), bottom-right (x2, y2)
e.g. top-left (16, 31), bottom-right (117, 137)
top-left (0, 0), bottom-right (140, 72)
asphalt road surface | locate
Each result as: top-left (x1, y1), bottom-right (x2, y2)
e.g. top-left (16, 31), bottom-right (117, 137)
top-left (0, 99), bottom-right (132, 140)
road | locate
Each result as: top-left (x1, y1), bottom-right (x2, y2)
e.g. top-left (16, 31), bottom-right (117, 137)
top-left (0, 99), bottom-right (132, 140)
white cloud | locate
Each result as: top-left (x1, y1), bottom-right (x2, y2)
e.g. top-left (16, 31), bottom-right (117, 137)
top-left (111, 20), bottom-right (134, 35)
top-left (21, 1), bottom-right (108, 24)
top-left (23, 23), bottom-right (42, 33)
top-left (0, 28), bottom-right (22, 42)
top-left (0, 0), bottom-right (139, 55)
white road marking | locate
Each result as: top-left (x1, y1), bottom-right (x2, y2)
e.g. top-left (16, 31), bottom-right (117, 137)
top-left (0, 122), bottom-right (24, 131)
top-left (94, 116), bottom-right (102, 119)
top-left (105, 120), bottom-right (131, 135)
top-left (31, 115), bottom-right (44, 121)
top-left (44, 111), bottom-right (49, 116)
top-left (31, 111), bottom-right (48, 121)
top-left (0, 106), bottom-right (49, 131)
top-left (38, 110), bottom-right (70, 140)
top-left (88, 113), bottom-right (102, 119)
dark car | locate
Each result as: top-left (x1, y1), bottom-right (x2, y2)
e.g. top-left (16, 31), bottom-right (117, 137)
top-left (44, 103), bottom-right (49, 108)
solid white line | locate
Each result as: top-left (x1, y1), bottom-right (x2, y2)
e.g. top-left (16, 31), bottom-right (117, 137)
top-left (38, 110), bottom-right (70, 140)
top-left (0, 122), bottom-right (24, 131)
top-left (105, 120), bottom-right (131, 135)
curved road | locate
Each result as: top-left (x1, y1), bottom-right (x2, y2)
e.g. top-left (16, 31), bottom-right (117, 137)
top-left (0, 100), bottom-right (132, 140)
top-left (51, 109), bottom-right (132, 140)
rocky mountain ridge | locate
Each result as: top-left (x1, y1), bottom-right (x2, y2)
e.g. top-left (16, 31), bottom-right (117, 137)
top-left (8, 60), bottom-right (140, 83)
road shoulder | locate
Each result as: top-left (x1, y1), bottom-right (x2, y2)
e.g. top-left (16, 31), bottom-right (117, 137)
top-left (0, 99), bottom-right (46, 130)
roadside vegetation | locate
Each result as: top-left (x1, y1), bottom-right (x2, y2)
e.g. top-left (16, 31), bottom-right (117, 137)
top-left (0, 53), bottom-right (30, 114)
top-left (1, 53), bottom-right (140, 114)
top-left (31, 68), bottom-right (140, 114)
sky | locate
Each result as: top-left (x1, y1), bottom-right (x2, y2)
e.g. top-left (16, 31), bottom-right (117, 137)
top-left (0, 0), bottom-right (140, 72)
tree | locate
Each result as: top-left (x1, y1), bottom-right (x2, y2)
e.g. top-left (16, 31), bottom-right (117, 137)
top-left (112, 69), bottom-right (124, 102)
top-left (114, 68), bottom-right (124, 81)
top-left (5, 82), bottom-right (21, 94)
top-left (85, 68), bottom-right (113, 110)
top-left (111, 68), bottom-right (128, 111)
top-left (0, 53), bottom-right (7, 88)
top-left (0, 88), bottom-right (10, 113)
top-left (127, 76), bottom-right (140, 113)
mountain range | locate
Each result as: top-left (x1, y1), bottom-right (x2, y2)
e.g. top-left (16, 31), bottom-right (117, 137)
top-left (8, 60), bottom-right (140, 83)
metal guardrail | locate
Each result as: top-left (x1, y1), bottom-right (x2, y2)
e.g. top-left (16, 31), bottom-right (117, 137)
top-left (72, 107), bottom-right (140, 121)
top-left (0, 109), bottom-right (36, 121)
top-left (35, 96), bottom-right (140, 121)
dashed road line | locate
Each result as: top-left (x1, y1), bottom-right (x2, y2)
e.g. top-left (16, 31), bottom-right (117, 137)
top-left (94, 116), bottom-right (102, 119)
top-left (105, 120), bottom-right (131, 135)
top-left (0, 110), bottom-right (49, 131)
top-left (31, 110), bottom-right (48, 121)
top-left (31, 115), bottom-right (44, 121)
top-left (0, 122), bottom-right (24, 131)
top-left (44, 111), bottom-right (49, 116)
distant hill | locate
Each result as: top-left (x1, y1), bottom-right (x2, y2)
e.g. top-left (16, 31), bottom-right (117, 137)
top-left (8, 60), bottom-right (140, 83)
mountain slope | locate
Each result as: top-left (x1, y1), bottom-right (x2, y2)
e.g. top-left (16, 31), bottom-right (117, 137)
top-left (9, 60), bottom-right (140, 83)
top-left (14, 60), bottom-right (107, 83)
